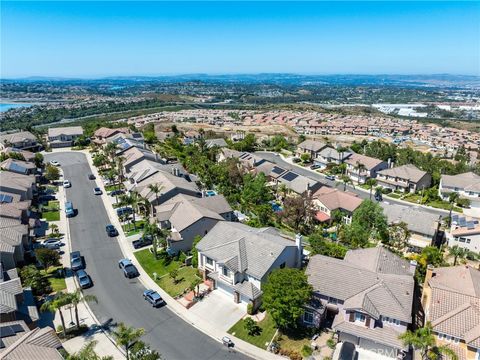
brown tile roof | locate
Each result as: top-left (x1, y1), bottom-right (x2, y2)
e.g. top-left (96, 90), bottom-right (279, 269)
top-left (378, 164), bottom-right (428, 183)
top-left (345, 153), bottom-right (385, 170)
top-left (0, 326), bottom-right (62, 360)
top-left (313, 188), bottom-right (362, 213)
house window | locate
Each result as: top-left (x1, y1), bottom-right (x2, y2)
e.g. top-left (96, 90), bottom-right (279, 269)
top-left (466, 239), bottom-right (471, 244)
top-left (279, 262), bottom-right (286, 269)
top-left (355, 313), bottom-right (366, 323)
top-left (328, 297), bottom-right (338, 305)
top-left (222, 267), bottom-right (229, 277)
top-left (206, 257), bottom-right (213, 266)
top-left (304, 311), bottom-right (314, 324)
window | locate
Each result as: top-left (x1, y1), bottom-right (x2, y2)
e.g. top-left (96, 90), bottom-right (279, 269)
top-left (355, 313), bottom-right (366, 323)
top-left (466, 239), bottom-right (471, 244)
top-left (459, 237), bottom-right (466, 243)
top-left (328, 297), bottom-right (338, 305)
top-left (279, 262), bottom-right (286, 269)
top-left (222, 267), bottom-right (229, 277)
top-left (304, 311), bottom-right (314, 324)
top-left (206, 257), bottom-right (213, 266)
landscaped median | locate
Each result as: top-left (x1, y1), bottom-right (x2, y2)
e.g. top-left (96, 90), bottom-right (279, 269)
top-left (134, 249), bottom-right (201, 298)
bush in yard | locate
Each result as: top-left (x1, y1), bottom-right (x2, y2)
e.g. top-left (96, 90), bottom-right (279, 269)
top-left (244, 317), bottom-right (261, 336)
top-left (169, 269), bottom-right (179, 284)
top-left (56, 324), bottom-right (64, 334)
top-left (178, 251), bottom-right (187, 264)
top-left (45, 164), bottom-right (60, 182)
top-left (247, 303), bottom-right (253, 315)
top-left (289, 351), bottom-right (302, 360)
top-left (301, 345), bottom-right (313, 358)
top-left (456, 198), bottom-right (471, 208)
top-left (262, 268), bottom-right (312, 330)
top-left (35, 248), bottom-right (60, 269)
top-left (327, 338), bottom-right (336, 349)
top-left (19, 265), bottom-right (52, 295)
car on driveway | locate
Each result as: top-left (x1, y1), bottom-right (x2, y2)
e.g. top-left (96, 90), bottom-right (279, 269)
top-left (143, 289), bottom-right (164, 307)
top-left (49, 160), bottom-right (60, 166)
top-left (63, 180), bottom-right (71, 188)
top-left (42, 239), bottom-right (64, 249)
top-left (93, 187), bottom-right (103, 195)
top-left (109, 189), bottom-right (125, 197)
top-left (310, 164), bottom-right (321, 170)
top-left (88, 174), bottom-right (96, 180)
top-left (116, 207), bottom-right (133, 217)
top-left (132, 235), bottom-right (153, 249)
top-left (70, 251), bottom-right (84, 271)
top-left (118, 258), bottom-right (139, 278)
top-left (325, 174), bottom-right (336, 181)
top-left (106, 224), bottom-right (118, 237)
top-left (76, 269), bottom-right (93, 289)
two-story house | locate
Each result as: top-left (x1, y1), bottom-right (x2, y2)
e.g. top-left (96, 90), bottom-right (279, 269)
top-left (0, 131), bottom-right (40, 152)
top-left (0, 158), bottom-right (37, 175)
top-left (439, 172), bottom-right (480, 210)
top-left (296, 139), bottom-right (328, 160)
top-left (47, 126), bottom-right (84, 148)
top-left (312, 188), bottom-right (363, 224)
top-left (421, 265), bottom-right (480, 360)
top-left (305, 247), bottom-right (415, 358)
top-left (447, 215), bottom-right (480, 253)
top-left (0, 171), bottom-right (36, 201)
top-left (196, 222), bottom-right (303, 310)
top-left (376, 164), bottom-right (431, 193)
top-left (345, 153), bottom-right (388, 184)
top-left (314, 148), bottom-right (352, 170)
top-left (92, 127), bottom-right (130, 144)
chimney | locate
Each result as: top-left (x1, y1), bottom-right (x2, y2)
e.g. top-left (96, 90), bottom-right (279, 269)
top-left (409, 260), bottom-right (417, 275)
top-left (295, 234), bottom-right (303, 267)
top-left (425, 264), bottom-right (435, 284)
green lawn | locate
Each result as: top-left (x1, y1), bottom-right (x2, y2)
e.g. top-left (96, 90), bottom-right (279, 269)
top-left (158, 267), bottom-right (199, 297)
top-left (228, 313), bottom-right (277, 349)
top-left (42, 211), bottom-right (60, 221)
top-left (123, 219), bottom-right (147, 236)
top-left (105, 184), bottom-right (123, 192)
top-left (41, 266), bottom-right (67, 293)
top-left (134, 249), bottom-right (180, 277)
top-left (276, 327), bottom-right (317, 354)
top-left (387, 193), bottom-right (402, 199)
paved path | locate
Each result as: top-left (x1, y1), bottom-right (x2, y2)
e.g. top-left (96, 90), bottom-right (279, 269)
top-left (44, 151), bottom-right (278, 360)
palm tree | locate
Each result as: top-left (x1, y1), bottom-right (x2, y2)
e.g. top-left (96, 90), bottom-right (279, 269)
top-left (365, 178), bottom-right (378, 200)
top-left (67, 340), bottom-right (113, 360)
top-left (399, 322), bottom-right (457, 360)
top-left (40, 292), bottom-right (71, 338)
top-left (147, 183), bottom-right (163, 216)
top-left (104, 142), bottom-right (118, 163)
top-left (144, 222), bottom-right (164, 259)
top-left (122, 192), bottom-right (140, 230)
top-left (448, 192), bottom-right (460, 227)
top-left (337, 175), bottom-right (353, 191)
top-left (449, 245), bottom-right (468, 266)
top-left (115, 155), bottom-right (126, 183)
top-left (67, 290), bottom-right (98, 329)
top-left (111, 322), bottom-right (145, 360)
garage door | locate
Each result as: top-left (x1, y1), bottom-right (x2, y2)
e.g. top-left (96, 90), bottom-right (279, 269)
top-left (338, 333), bottom-right (359, 345)
top-left (359, 338), bottom-right (397, 358)
top-left (217, 281), bottom-right (234, 298)
top-left (240, 294), bottom-right (251, 305)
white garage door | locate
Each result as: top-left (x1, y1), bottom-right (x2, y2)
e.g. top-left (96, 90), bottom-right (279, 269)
top-left (359, 338), bottom-right (397, 358)
top-left (217, 281), bottom-right (234, 298)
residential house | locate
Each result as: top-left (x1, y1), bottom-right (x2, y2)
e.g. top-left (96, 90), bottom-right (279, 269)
top-left (155, 194), bottom-right (232, 253)
top-left (0, 171), bottom-right (36, 201)
top-left (0, 159), bottom-right (36, 175)
top-left (312, 188), bottom-right (362, 224)
top-left (205, 138), bottom-right (228, 148)
top-left (439, 172), bottom-right (480, 210)
top-left (0, 322), bottom-right (63, 359)
top-left (276, 170), bottom-right (322, 196)
top-left (47, 126), bottom-right (84, 148)
top-left (0, 131), bottom-right (39, 152)
top-left (296, 139), bottom-right (328, 160)
top-left (377, 164), bottom-right (431, 193)
top-left (447, 215), bottom-right (480, 253)
top-left (92, 127), bottom-right (130, 144)
top-left (183, 130), bottom-right (201, 145)
top-left (108, 132), bottom-right (145, 153)
top-left (120, 147), bottom-right (162, 174)
top-left (380, 202), bottom-right (442, 249)
top-left (345, 153), bottom-right (388, 184)
top-left (217, 148), bottom-right (242, 163)
top-left (0, 217), bottom-right (30, 270)
top-left (156, 131), bottom-right (175, 142)
top-left (305, 247), bottom-right (415, 358)
top-left (314, 148), bottom-right (351, 169)
top-left (0, 148), bottom-right (35, 163)
top-left (196, 222), bottom-right (303, 309)
top-left (421, 265), bottom-right (480, 360)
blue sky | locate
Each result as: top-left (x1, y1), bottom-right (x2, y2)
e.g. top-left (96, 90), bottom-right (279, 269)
top-left (1, 1), bottom-right (479, 77)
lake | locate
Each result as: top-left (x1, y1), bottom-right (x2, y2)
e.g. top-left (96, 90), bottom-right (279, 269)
top-left (0, 103), bottom-right (33, 112)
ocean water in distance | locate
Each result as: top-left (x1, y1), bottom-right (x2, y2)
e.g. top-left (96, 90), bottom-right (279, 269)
top-left (0, 103), bottom-right (32, 112)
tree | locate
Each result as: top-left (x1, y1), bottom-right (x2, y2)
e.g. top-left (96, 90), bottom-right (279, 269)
top-left (262, 268), bottom-right (312, 329)
top-left (399, 322), bottom-right (457, 360)
top-left (365, 178), bottom-right (377, 200)
top-left (129, 341), bottom-right (162, 360)
top-left (67, 290), bottom-right (98, 329)
top-left (191, 235), bottom-right (203, 268)
top-left (449, 245), bottom-right (468, 266)
top-left (169, 269), bottom-right (179, 284)
top-left (45, 164), bottom-right (60, 182)
top-left (143, 222), bottom-right (164, 259)
top-left (93, 153), bottom-right (107, 168)
top-left (300, 153), bottom-right (310, 163)
top-left (190, 277), bottom-right (203, 297)
top-left (337, 175), bottom-right (353, 191)
top-left (34, 152), bottom-right (44, 168)
top-left (147, 183), bottom-right (163, 216)
top-left (35, 248), bottom-right (60, 269)
top-left (349, 200), bottom-right (388, 242)
top-left (67, 340), bottom-right (114, 360)
top-left (386, 222), bottom-right (410, 253)
top-left (19, 265), bottom-right (52, 295)
top-left (112, 323), bottom-right (145, 360)
top-left (309, 233), bottom-right (348, 259)
top-left (279, 193), bottom-right (316, 233)
top-left (244, 317), bottom-right (261, 336)
top-left (40, 292), bottom-right (71, 338)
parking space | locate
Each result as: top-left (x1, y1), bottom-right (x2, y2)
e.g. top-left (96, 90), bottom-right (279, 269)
top-left (188, 289), bottom-right (247, 332)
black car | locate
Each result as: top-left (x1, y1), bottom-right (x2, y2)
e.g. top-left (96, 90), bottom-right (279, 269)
top-left (106, 224), bottom-right (118, 237)
top-left (338, 342), bottom-right (357, 360)
top-left (70, 251), bottom-right (84, 271)
top-left (132, 235), bottom-right (153, 249)
top-left (110, 189), bottom-right (125, 197)
top-left (88, 174), bottom-right (96, 180)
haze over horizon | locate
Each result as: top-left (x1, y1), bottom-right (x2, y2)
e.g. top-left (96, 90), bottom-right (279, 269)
top-left (2, 1), bottom-right (479, 78)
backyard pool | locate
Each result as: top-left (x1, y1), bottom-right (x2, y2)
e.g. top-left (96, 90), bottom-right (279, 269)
top-left (270, 201), bottom-right (283, 212)
top-left (204, 190), bottom-right (217, 197)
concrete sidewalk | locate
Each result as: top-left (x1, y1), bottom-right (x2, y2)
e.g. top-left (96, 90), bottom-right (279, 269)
top-left (81, 149), bottom-right (282, 360)
top-left (51, 173), bottom-right (125, 359)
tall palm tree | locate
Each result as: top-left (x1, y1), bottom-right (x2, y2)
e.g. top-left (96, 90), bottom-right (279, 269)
top-left (67, 340), bottom-right (113, 360)
top-left (138, 196), bottom-right (151, 219)
top-left (399, 322), bottom-right (457, 360)
top-left (143, 222), bottom-right (164, 259)
top-left (448, 192), bottom-right (460, 227)
top-left (40, 292), bottom-right (71, 338)
top-left (147, 183), bottom-right (163, 217)
top-left (115, 155), bottom-right (126, 183)
top-left (122, 192), bottom-right (140, 230)
top-left (104, 142), bottom-right (118, 163)
top-left (365, 178), bottom-right (378, 200)
top-left (337, 175), bottom-right (353, 192)
top-left (449, 245), bottom-right (468, 266)
top-left (111, 322), bottom-right (145, 360)
top-left (67, 290), bottom-right (98, 329)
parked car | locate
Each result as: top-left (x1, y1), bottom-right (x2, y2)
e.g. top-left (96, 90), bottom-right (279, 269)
top-left (65, 201), bottom-right (75, 217)
top-left (76, 270), bottom-right (93, 289)
top-left (143, 289), bottom-right (164, 307)
top-left (63, 180), bottom-right (71, 188)
top-left (93, 187), bottom-right (103, 195)
top-left (310, 164), bottom-right (321, 170)
top-left (222, 336), bottom-right (234, 348)
top-left (106, 224), bottom-right (118, 237)
top-left (88, 174), bottom-right (96, 180)
top-left (70, 251), bottom-right (84, 271)
top-left (109, 189), bottom-right (125, 197)
top-left (42, 239), bottom-right (64, 249)
top-left (132, 235), bottom-right (153, 249)
top-left (374, 192), bottom-right (383, 202)
top-left (325, 174), bottom-right (335, 181)
top-left (338, 342), bottom-right (357, 360)
top-left (116, 207), bottom-right (133, 217)
top-left (118, 258), bottom-right (139, 278)
top-left (49, 160), bottom-right (60, 166)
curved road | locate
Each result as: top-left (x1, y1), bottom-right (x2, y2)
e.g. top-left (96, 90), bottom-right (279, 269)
top-left (45, 152), bottom-right (250, 360)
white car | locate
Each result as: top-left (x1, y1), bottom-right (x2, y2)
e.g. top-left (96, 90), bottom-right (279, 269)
top-left (93, 187), bottom-right (103, 195)
top-left (49, 160), bottom-right (60, 166)
top-left (42, 239), bottom-right (64, 249)
top-left (63, 180), bottom-right (71, 188)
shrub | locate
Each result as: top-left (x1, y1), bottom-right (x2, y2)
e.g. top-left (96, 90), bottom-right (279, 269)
top-left (326, 338), bottom-right (336, 349)
top-left (178, 251), bottom-right (187, 264)
top-left (289, 351), bottom-right (302, 360)
top-left (247, 303), bottom-right (253, 315)
top-left (301, 345), bottom-right (313, 358)
top-left (244, 317), bottom-right (261, 336)
top-left (382, 188), bottom-right (392, 194)
top-left (56, 324), bottom-right (64, 334)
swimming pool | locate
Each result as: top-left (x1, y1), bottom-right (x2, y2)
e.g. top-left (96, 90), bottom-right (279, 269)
top-left (204, 190), bottom-right (217, 197)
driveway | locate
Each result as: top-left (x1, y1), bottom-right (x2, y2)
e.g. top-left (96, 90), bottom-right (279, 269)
top-left (189, 290), bottom-right (247, 332)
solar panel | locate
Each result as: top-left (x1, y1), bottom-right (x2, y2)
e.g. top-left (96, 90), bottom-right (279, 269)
top-left (459, 218), bottom-right (467, 227)
top-left (0, 194), bottom-right (13, 203)
top-left (9, 163), bottom-right (26, 174)
top-left (272, 166), bottom-right (285, 175)
top-left (452, 214), bottom-right (459, 222)
top-left (282, 172), bottom-right (299, 182)
top-left (466, 221), bottom-right (475, 230)
top-left (0, 326), bottom-right (15, 337)
top-left (10, 324), bottom-right (24, 333)
top-left (0, 339), bottom-right (5, 349)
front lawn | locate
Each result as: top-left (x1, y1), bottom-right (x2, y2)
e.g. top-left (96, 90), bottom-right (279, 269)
top-left (105, 184), bottom-right (123, 193)
top-left (41, 266), bottom-right (67, 293)
top-left (228, 313), bottom-right (277, 349)
top-left (42, 211), bottom-right (60, 221)
top-left (122, 219), bottom-right (147, 236)
top-left (276, 327), bottom-right (317, 354)
top-left (157, 267), bottom-right (199, 297)
top-left (134, 249), bottom-right (180, 277)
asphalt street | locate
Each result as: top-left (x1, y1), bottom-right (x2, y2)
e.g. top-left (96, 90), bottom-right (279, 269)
top-left (45, 152), bottom-right (250, 360)
top-left (255, 151), bottom-right (447, 219)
